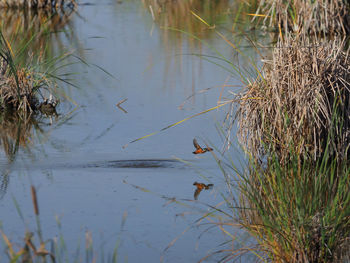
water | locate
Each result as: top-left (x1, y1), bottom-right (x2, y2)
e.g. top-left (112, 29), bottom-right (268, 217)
top-left (0, 1), bottom-right (262, 262)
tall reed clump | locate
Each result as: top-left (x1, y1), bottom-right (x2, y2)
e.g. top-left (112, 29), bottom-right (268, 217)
top-left (229, 32), bottom-right (350, 261)
top-left (0, 30), bottom-right (34, 112)
top-left (0, 29), bottom-right (64, 113)
top-left (237, 34), bottom-right (350, 162)
top-left (237, 151), bottom-right (350, 262)
top-left (0, 64), bottom-right (39, 113)
top-left (254, 0), bottom-right (350, 35)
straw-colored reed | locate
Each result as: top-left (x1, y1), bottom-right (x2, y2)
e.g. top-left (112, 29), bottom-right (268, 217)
top-left (254, 0), bottom-right (349, 35)
top-left (237, 34), bottom-right (350, 161)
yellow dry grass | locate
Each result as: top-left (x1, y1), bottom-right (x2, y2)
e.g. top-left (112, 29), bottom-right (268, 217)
top-left (237, 34), bottom-right (350, 161)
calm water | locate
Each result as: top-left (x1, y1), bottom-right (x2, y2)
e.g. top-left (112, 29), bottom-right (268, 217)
top-left (0, 1), bottom-right (263, 262)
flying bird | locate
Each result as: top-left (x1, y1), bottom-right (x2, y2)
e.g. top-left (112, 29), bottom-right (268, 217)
top-left (192, 138), bottom-right (213, 154)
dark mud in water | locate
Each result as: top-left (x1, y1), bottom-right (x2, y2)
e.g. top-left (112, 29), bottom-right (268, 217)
top-left (85, 159), bottom-right (181, 168)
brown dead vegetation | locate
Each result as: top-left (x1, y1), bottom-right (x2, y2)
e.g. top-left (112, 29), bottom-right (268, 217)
top-left (237, 34), bottom-right (350, 161)
top-left (0, 0), bottom-right (76, 9)
top-left (254, 0), bottom-right (350, 35)
top-left (0, 65), bottom-right (39, 112)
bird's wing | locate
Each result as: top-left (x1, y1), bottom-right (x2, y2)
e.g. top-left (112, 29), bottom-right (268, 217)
top-left (193, 138), bottom-right (202, 150)
top-left (205, 184), bottom-right (214, 190)
top-left (194, 188), bottom-right (202, 200)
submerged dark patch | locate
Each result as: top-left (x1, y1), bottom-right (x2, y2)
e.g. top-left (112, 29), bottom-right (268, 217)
top-left (85, 159), bottom-right (180, 169)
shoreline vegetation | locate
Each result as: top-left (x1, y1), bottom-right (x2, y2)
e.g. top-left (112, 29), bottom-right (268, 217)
top-left (0, 1), bottom-right (76, 116)
top-left (228, 0), bottom-right (350, 262)
top-left (0, 8), bottom-right (77, 116)
top-left (255, 0), bottom-right (350, 35)
top-left (0, 33), bottom-right (60, 115)
top-left (237, 35), bottom-right (350, 162)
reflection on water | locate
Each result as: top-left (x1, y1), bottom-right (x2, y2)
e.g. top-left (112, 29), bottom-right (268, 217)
top-left (0, 170), bottom-right (9, 200)
top-left (193, 181), bottom-right (213, 200)
top-left (143, 0), bottom-right (230, 31)
top-left (0, 112), bottom-right (39, 161)
top-left (139, 0), bottom-right (238, 107)
top-left (0, 112), bottom-right (58, 198)
top-left (0, 7), bottom-right (78, 63)
top-left (142, 0), bottom-right (231, 50)
top-left (0, 113), bottom-right (34, 199)
top-left (0, 8), bottom-right (74, 33)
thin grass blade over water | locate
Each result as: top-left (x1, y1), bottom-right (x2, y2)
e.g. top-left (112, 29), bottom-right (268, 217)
top-left (123, 101), bottom-right (232, 148)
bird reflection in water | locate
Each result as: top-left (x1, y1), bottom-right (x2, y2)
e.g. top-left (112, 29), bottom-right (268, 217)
top-left (193, 182), bottom-right (213, 200)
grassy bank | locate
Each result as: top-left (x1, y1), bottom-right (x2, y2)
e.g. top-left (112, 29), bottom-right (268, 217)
top-left (229, 27), bottom-right (350, 263)
top-left (235, 149), bottom-right (350, 262)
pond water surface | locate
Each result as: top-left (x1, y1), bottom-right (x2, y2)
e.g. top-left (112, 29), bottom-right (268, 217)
top-left (0, 1), bottom-right (264, 262)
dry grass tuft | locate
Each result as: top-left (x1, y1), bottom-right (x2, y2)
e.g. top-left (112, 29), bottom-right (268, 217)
top-left (255, 0), bottom-right (350, 35)
top-left (0, 29), bottom-right (57, 114)
top-left (0, 65), bottom-right (39, 112)
top-left (237, 34), bottom-right (350, 161)
top-left (0, 0), bottom-right (76, 9)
